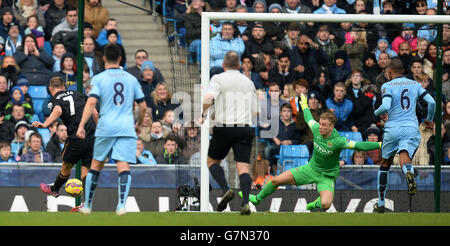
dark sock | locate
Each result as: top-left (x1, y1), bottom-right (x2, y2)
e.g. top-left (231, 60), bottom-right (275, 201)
top-left (85, 169), bottom-right (100, 207)
top-left (51, 172), bottom-right (70, 193)
top-left (239, 173), bottom-right (251, 206)
top-left (209, 163), bottom-right (229, 193)
top-left (377, 165), bottom-right (390, 206)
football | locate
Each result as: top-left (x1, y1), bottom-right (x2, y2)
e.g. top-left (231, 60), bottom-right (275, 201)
top-left (65, 178), bottom-right (83, 197)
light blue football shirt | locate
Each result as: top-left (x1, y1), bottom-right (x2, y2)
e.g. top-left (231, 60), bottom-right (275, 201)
top-left (380, 76), bottom-right (427, 129)
top-left (89, 68), bottom-right (145, 137)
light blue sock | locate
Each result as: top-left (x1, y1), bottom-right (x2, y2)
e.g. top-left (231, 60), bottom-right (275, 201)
top-left (402, 164), bottom-right (414, 175)
top-left (117, 171), bottom-right (131, 210)
top-left (84, 169), bottom-right (100, 209)
top-left (377, 166), bottom-right (390, 207)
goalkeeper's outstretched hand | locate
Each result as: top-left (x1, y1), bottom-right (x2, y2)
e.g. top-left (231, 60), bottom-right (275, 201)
top-left (300, 93), bottom-right (308, 110)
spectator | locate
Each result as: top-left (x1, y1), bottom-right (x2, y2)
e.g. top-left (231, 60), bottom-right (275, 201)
top-left (411, 0), bottom-right (428, 15)
top-left (328, 50), bottom-right (350, 85)
top-left (364, 124), bottom-right (382, 165)
top-left (20, 131), bottom-right (53, 163)
top-left (4, 22), bottom-right (22, 56)
top-left (51, 6), bottom-right (78, 55)
top-left (161, 109), bottom-right (174, 135)
top-left (234, 5), bottom-right (250, 41)
top-left (241, 55), bottom-right (263, 90)
top-left (155, 134), bottom-right (187, 164)
top-left (295, 90), bottom-right (328, 156)
top-left (13, 0), bottom-right (46, 28)
top-left (289, 78), bottom-right (309, 119)
top-left (332, 21), bottom-right (353, 47)
top-left (345, 69), bottom-right (375, 135)
top-left (244, 23), bottom-right (274, 60)
top-left (96, 18), bottom-right (123, 48)
top-left (391, 23), bottom-right (417, 55)
top-left (281, 22), bottom-right (301, 51)
top-left (0, 7), bottom-right (17, 41)
top-left (413, 37), bottom-right (429, 60)
top-left (4, 87), bottom-right (33, 121)
top-left (9, 120), bottom-right (28, 157)
top-left (136, 137), bottom-right (157, 165)
top-left (380, 0), bottom-right (401, 42)
top-left (17, 76), bottom-right (32, 106)
top-left (210, 22), bottom-right (245, 68)
top-left (443, 142), bottom-right (450, 165)
top-left (43, 0), bottom-right (67, 41)
top-left (0, 74), bottom-right (8, 110)
top-left (282, 0), bottom-right (312, 14)
top-left (259, 82), bottom-right (288, 128)
top-left (289, 34), bottom-right (329, 84)
top-left (221, 0), bottom-right (237, 12)
top-left (0, 141), bottom-right (15, 163)
top-left (268, 51), bottom-right (299, 91)
top-left (313, 0), bottom-right (346, 14)
top-left (126, 49), bottom-right (165, 82)
top-left (136, 107), bottom-right (152, 145)
top-left (139, 60), bottom-right (159, 107)
top-left (82, 36), bottom-right (102, 76)
top-left (144, 120), bottom-right (166, 157)
top-left (315, 24), bottom-right (339, 65)
top-left (184, 0), bottom-right (211, 64)
top-left (251, 155), bottom-right (272, 189)
top-left (180, 122), bottom-right (200, 161)
top-left (84, 0), bottom-right (110, 39)
top-left (45, 122), bottom-right (67, 162)
top-left (23, 15), bottom-right (44, 48)
top-left (310, 68), bottom-right (333, 100)
top-left (263, 103), bottom-right (300, 174)
top-left (146, 85), bottom-right (178, 124)
top-left (51, 42), bottom-right (66, 72)
top-left (345, 150), bottom-right (373, 165)
top-left (340, 27), bottom-right (368, 71)
top-left (102, 29), bottom-right (126, 68)
top-left (52, 52), bottom-right (76, 88)
top-left (355, 11), bottom-right (387, 52)
top-left (325, 82), bottom-right (355, 132)
top-left (398, 41), bottom-right (414, 72)
top-left (0, 112), bottom-right (15, 144)
top-left (362, 52), bottom-right (381, 84)
top-left (281, 83), bottom-right (295, 102)
top-left (427, 123), bottom-right (450, 165)
top-left (374, 51), bottom-right (391, 89)
top-left (423, 42), bottom-right (437, 81)
top-left (417, 8), bottom-right (437, 43)
top-left (374, 38), bottom-right (397, 62)
top-left (262, 3), bottom-right (286, 41)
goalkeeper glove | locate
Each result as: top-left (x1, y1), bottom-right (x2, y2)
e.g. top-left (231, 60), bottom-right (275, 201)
top-left (300, 93), bottom-right (308, 110)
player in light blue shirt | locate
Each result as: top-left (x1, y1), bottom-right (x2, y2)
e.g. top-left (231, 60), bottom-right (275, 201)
top-left (77, 44), bottom-right (147, 215)
top-left (373, 58), bottom-right (435, 213)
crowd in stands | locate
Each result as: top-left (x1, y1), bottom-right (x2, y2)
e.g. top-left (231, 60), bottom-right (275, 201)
top-left (0, 0), bottom-right (198, 165)
top-left (1, 0), bottom-right (450, 174)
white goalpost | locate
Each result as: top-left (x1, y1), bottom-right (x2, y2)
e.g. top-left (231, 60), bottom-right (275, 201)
top-left (199, 13), bottom-right (450, 212)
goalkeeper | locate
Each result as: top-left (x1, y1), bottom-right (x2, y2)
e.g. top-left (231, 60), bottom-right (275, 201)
top-left (240, 94), bottom-right (382, 210)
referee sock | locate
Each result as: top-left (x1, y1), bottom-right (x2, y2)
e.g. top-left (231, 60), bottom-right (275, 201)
top-left (51, 172), bottom-right (70, 193)
top-left (256, 181), bottom-right (277, 202)
top-left (239, 173), bottom-right (251, 206)
top-left (84, 169), bottom-right (100, 209)
top-left (209, 163), bottom-right (229, 193)
top-left (377, 166), bottom-right (390, 207)
top-left (117, 171), bottom-right (131, 209)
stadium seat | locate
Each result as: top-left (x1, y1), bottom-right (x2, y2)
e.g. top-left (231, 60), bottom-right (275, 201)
top-left (44, 41), bottom-right (52, 57)
top-left (31, 114), bottom-right (40, 122)
top-left (32, 98), bottom-right (46, 116)
top-left (277, 145), bottom-right (309, 173)
top-left (28, 86), bottom-right (49, 99)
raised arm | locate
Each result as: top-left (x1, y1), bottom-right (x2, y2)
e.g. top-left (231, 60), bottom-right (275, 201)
top-left (344, 140), bottom-right (382, 151)
top-left (299, 93), bottom-right (318, 129)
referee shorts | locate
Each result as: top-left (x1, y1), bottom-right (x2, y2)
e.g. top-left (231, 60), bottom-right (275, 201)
top-left (208, 125), bottom-right (254, 163)
top-left (62, 134), bottom-right (94, 168)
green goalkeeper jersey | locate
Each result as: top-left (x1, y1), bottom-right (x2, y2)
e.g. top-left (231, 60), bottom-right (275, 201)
top-left (303, 108), bottom-right (381, 178)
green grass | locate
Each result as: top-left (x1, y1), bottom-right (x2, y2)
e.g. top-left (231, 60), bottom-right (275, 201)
top-left (1, 212), bottom-right (450, 226)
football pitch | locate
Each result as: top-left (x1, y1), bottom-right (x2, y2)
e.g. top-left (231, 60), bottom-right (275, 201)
top-left (1, 211), bottom-right (450, 226)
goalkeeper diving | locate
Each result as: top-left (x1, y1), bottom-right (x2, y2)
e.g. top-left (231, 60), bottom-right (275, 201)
top-left (239, 93), bottom-right (382, 210)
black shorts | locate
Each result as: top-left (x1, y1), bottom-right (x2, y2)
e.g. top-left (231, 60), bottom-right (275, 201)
top-left (61, 135), bottom-right (94, 168)
top-left (208, 126), bottom-right (254, 163)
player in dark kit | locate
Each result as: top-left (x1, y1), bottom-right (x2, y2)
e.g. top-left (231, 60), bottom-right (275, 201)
top-left (32, 77), bottom-right (98, 203)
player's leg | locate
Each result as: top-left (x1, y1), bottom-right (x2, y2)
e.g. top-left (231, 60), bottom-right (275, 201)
top-left (116, 161), bottom-right (131, 215)
top-left (236, 161), bottom-right (252, 215)
top-left (375, 156), bottom-right (393, 212)
top-left (398, 150), bottom-right (417, 196)
top-left (398, 128), bottom-right (421, 196)
top-left (40, 162), bottom-right (73, 197)
top-left (307, 175), bottom-right (335, 211)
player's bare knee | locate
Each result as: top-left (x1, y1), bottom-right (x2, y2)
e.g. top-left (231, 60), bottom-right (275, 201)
top-left (321, 201), bottom-right (332, 210)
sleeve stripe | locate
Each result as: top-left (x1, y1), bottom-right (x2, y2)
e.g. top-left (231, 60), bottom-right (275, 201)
top-left (382, 94), bottom-right (392, 99)
top-left (89, 94), bottom-right (99, 99)
top-left (135, 98), bottom-right (145, 103)
top-left (419, 91), bottom-right (429, 101)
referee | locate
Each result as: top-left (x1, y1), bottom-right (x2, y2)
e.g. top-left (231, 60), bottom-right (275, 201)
top-left (201, 51), bottom-right (257, 215)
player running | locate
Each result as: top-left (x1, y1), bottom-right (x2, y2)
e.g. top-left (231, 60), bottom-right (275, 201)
top-left (76, 44), bottom-right (147, 216)
top-left (239, 93), bottom-right (382, 211)
top-left (33, 77), bottom-right (98, 206)
top-left (373, 59), bottom-right (435, 213)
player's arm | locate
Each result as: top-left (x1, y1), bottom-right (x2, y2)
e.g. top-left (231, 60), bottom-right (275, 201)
top-left (344, 140), bottom-right (382, 151)
top-left (77, 96), bottom-right (97, 139)
top-left (374, 92), bottom-right (392, 116)
top-left (423, 93), bottom-right (436, 122)
top-left (136, 100), bottom-right (147, 127)
top-left (31, 105), bottom-right (62, 128)
top-left (92, 107), bottom-right (99, 125)
top-left (299, 93), bottom-right (318, 129)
